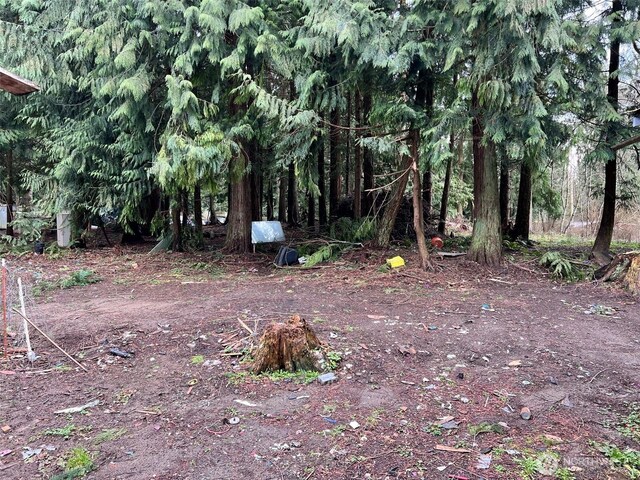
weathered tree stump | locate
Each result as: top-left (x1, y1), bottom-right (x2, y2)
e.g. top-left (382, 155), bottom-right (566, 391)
top-left (595, 251), bottom-right (640, 294)
top-left (251, 315), bottom-right (327, 374)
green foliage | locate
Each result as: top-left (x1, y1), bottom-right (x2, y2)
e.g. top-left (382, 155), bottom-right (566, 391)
top-left (617, 403), bottom-right (640, 443)
top-left (539, 251), bottom-right (582, 281)
top-left (93, 428), bottom-right (127, 445)
top-left (60, 270), bottom-right (101, 289)
top-left (190, 355), bottom-right (205, 365)
top-left (62, 447), bottom-right (94, 478)
top-left (596, 442), bottom-right (640, 479)
top-left (44, 424), bottom-right (76, 439)
top-left (330, 217), bottom-right (377, 243)
top-left (303, 244), bottom-right (335, 268)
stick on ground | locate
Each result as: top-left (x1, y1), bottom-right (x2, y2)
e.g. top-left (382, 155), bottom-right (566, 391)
top-left (11, 308), bottom-right (88, 372)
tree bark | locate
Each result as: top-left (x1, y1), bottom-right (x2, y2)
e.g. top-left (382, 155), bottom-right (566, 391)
top-left (266, 180), bottom-right (274, 220)
top-left (345, 92), bottom-right (351, 196)
top-left (5, 149), bottom-right (14, 238)
top-left (499, 157), bottom-right (510, 234)
top-left (362, 93), bottom-right (374, 216)
top-left (307, 190), bottom-right (315, 228)
top-left (250, 141), bottom-right (262, 221)
top-left (171, 198), bottom-right (182, 252)
top-left (225, 153), bottom-right (252, 253)
top-left (410, 130), bottom-right (431, 270)
top-left (329, 104), bottom-right (341, 221)
top-left (438, 134), bottom-right (454, 234)
top-left (373, 154), bottom-right (412, 248)
top-left (318, 131), bottom-right (327, 226)
top-left (512, 160), bottom-right (532, 240)
top-left (591, 0), bottom-right (622, 264)
top-left (278, 171), bottom-right (287, 223)
top-left (468, 88), bottom-right (502, 266)
top-left (194, 184), bottom-right (203, 246)
top-left (353, 91), bottom-right (362, 219)
top-left (287, 162), bottom-right (298, 226)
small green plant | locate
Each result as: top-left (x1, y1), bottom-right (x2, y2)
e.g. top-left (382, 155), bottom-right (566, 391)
top-left (422, 424), bottom-right (442, 436)
top-left (60, 270), bottom-right (100, 288)
top-left (191, 355), bottom-right (205, 365)
top-left (365, 408), bottom-right (383, 428)
top-left (323, 404), bottom-right (337, 414)
top-left (539, 251), bottom-right (582, 281)
top-left (617, 403), bottom-right (640, 442)
top-left (62, 447), bottom-right (94, 477)
top-left (397, 446), bottom-right (413, 458)
top-left (516, 454), bottom-right (539, 480)
top-left (303, 244), bottom-right (335, 268)
top-left (495, 464), bottom-right (506, 473)
top-left (326, 351), bottom-right (342, 370)
top-left (94, 428), bottom-right (127, 444)
top-left (468, 422), bottom-right (504, 437)
top-left (555, 467), bottom-right (576, 480)
top-left (596, 442), bottom-right (640, 478)
top-left (44, 424), bottom-right (76, 439)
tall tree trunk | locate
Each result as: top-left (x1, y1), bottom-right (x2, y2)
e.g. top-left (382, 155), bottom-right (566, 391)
top-left (353, 91), bottom-right (363, 219)
top-left (278, 171), bottom-right (287, 223)
top-left (468, 89), bottom-right (502, 266)
top-left (181, 189), bottom-right (189, 227)
top-left (512, 160), bottom-right (533, 240)
top-left (591, 0), bottom-right (622, 264)
top-left (345, 92), bottom-right (351, 196)
top-left (250, 141), bottom-right (262, 221)
top-left (438, 134), bottom-right (454, 234)
top-left (194, 184), bottom-right (203, 247)
top-left (373, 154), bottom-right (412, 248)
top-left (225, 153), bottom-right (252, 252)
top-left (457, 136), bottom-right (465, 217)
top-left (318, 132), bottom-right (327, 226)
top-left (266, 179), bottom-right (274, 220)
top-left (362, 93), bottom-right (374, 216)
top-left (329, 105), bottom-right (341, 221)
top-left (287, 162), bottom-right (298, 225)
top-left (171, 197), bottom-right (182, 252)
top-left (499, 157), bottom-right (510, 234)
top-left (307, 191), bottom-right (315, 229)
top-left (5, 149), bottom-right (14, 238)
top-left (410, 129), bottom-right (431, 269)
top-left (416, 67), bottom-right (435, 220)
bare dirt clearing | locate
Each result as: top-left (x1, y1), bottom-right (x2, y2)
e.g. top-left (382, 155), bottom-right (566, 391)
top-left (1, 247), bottom-right (639, 480)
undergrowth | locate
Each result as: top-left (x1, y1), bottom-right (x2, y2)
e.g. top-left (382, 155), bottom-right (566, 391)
top-left (539, 251), bottom-right (584, 281)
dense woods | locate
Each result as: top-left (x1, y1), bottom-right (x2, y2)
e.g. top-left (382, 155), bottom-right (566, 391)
top-left (1, 0), bottom-right (640, 266)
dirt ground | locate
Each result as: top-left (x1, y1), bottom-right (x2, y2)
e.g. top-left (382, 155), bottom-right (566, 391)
top-left (0, 241), bottom-right (639, 480)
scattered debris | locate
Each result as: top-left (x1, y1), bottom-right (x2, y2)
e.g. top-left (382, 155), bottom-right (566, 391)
top-left (0, 449), bottom-right (11, 457)
top-left (475, 453), bottom-right (492, 469)
top-left (386, 256), bottom-right (405, 268)
top-left (318, 372), bottom-right (337, 385)
top-left (584, 304), bottom-right (616, 316)
top-left (1, 425), bottom-right (10, 433)
top-left (548, 376), bottom-right (558, 385)
top-left (520, 406), bottom-right (532, 420)
top-left (561, 395), bottom-right (574, 408)
top-left (234, 399), bottom-right (260, 407)
top-left (223, 417), bottom-right (240, 425)
top-left (54, 399), bottom-right (99, 415)
top-left (398, 345), bottom-right (416, 355)
top-left (349, 421), bottom-right (360, 430)
top-left (508, 360), bottom-right (522, 367)
top-left (109, 348), bottom-right (133, 359)
top-left (22, 445), bottom-right (55, 460)
top-left (435, 445), bottom-right (472, 453)
top-left (481, 304), bottom-right (495, 312)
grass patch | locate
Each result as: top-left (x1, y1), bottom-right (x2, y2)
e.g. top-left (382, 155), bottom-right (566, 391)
top-left (190, 355), bottom-right (205, 365)
top-left (60, 270), bottom-right (101, 288)
top-left (93, 428), bottom-right (127, 445)
top-left (617, 403), bottom-right (640, 442)
top-left (596, 442), bottom-right (640, 478)
top-left (51, 447), bottom-right (94, 479)
top-left (44, 424), bottom-right (76, 440)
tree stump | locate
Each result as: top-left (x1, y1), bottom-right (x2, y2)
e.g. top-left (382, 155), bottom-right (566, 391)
top-left (595, 251), bottom-right (640, 294)
top-left (251, 315), bottom-right (327, 374)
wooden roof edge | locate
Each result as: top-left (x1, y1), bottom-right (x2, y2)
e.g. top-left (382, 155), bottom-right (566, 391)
top-left (0, 66), bottom-right (40, 95)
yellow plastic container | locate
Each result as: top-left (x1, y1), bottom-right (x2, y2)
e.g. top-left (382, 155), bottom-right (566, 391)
top-left (386, 256), bottom-right (405, 268)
